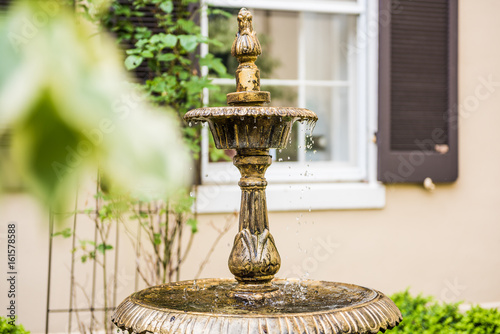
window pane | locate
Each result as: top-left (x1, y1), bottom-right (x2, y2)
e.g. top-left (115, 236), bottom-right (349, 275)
top-left (305, 86), bottom-right (351, 163)
top-left (261, 85), bottom-right (298, 108)
top-left (304, 13), bottom-right (355, 81)
top-left (261, 86), bottom-right (299, 162)
top-left (208, 85), bottom-right (235, 162)
top-left (208, 8), bottom-right (240, 77)
top-left (209, 9), bottom-right (299, 80)
top-left (253, 10), bottom-right (299, 80)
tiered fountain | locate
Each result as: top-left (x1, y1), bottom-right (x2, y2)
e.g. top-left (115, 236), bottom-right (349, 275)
top-left (112, 8), bottom-right (402, 334)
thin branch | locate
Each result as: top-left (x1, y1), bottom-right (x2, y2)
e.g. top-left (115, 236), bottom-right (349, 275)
top-left (195, 212), bottom-right (236, 279)
top-left (176, 213), bottom-right (183, 281)
top-left (172, 231), bottom-right (194, 275)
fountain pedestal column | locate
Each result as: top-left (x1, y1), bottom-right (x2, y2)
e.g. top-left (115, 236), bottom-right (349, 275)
top-left (228, 149), bottom-right (281, 300)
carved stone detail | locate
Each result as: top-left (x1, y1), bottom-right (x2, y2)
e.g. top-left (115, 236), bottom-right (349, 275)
top-left (228, 228), bottom-right (280, 282)
top-left (231, 8), bottom-right (262, 61)
top-left (185, 106), bottom-right (318, 119)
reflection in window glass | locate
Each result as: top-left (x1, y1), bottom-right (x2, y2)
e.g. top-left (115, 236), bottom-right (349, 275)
top-left (305, 87), bottom-right (350, 163)
top-left (262, 86), bottom-right (299, 162)
top-left (261, 85), bottom-right (298, 108)
top-left (304, 13), bottom-right (353, 81)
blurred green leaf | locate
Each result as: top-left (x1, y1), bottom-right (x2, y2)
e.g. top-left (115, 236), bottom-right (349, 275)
top-left (97, 243), bottom-right (113, 254)
top-left (159, 1), bottom-right (173, 14)
top-left (52, 227), bottom-right (73, 238)
top-left (200, 54), bottom-right (227, 76)
top-left (160, 34), bottom-right (177, 48)
top-left (125, 55), bottom-right (143, 70)
top-left (140, 50), bottom-right (154, 58)
top-left (186, 218), bottom-right (198, 233)
top-left (158, 53), bottom-right (176, 62)
top-left (178, 35), bottom-right (198, 52)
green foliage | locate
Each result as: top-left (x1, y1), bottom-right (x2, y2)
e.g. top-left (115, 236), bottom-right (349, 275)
top-left (99, 0), bottom-right (230, 161)
top-left (390, 290), bottom-right (500, 333)
top-left (0, 316), bottom-right (29, 334)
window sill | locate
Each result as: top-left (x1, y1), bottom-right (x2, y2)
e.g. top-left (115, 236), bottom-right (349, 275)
top-left (194, 182), bottom-right (386, 214)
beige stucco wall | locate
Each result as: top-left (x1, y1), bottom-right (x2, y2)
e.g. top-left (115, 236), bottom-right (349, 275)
top-left (1, 0), bottom-right (500, 332)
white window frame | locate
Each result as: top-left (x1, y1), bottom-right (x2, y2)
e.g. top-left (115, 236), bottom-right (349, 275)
top-left (196, 0), bottom-right (384, 213)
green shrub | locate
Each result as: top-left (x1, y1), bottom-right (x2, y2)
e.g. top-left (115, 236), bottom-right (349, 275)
top-left (0, 317), bottom-right (29, 334)
top-left (390, 290), bottom-right (500, 333)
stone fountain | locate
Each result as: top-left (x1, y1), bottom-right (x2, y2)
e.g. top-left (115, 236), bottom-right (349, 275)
top-left (112, 8), bottom-right (402, 334)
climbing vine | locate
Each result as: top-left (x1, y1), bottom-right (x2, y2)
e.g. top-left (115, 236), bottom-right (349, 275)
top-left (98, 0), bottom-right (230, 159)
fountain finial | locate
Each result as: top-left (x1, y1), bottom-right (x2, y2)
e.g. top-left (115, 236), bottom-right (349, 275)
top-left (227, 8), bottom-right (271, 105)
top-left (231, 8), bottom-right (262, 62)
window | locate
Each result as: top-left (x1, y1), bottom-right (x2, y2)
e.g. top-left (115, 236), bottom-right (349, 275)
top-left (196, 0), bottom-right (384, 212)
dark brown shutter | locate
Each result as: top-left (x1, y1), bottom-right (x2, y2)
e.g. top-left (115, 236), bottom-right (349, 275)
top-left (378, 0), bottom-right (458, 183)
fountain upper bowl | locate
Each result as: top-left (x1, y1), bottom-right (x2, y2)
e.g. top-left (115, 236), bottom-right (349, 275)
top-left (184, 106), bottom-right (317, 150)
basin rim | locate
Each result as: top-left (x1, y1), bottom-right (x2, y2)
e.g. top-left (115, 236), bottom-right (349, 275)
top-left (184, 107), bottom-right (318, 121)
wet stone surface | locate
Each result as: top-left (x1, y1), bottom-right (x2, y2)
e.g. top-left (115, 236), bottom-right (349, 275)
top-left (131, 279), bottom-right (377, 315)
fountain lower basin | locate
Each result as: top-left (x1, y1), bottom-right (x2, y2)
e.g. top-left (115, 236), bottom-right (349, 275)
top-left (112, 278), bottom-right (401, 334)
